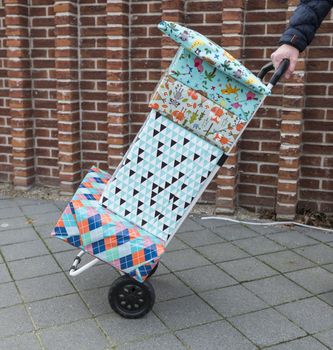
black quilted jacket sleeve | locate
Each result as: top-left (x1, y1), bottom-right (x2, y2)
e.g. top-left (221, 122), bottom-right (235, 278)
top-left (279, 0), bottom-right (333, 52)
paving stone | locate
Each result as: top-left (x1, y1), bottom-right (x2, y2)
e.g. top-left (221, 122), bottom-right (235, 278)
top-left (97, 311), bottom-right (167, 346)
top-left (34, 223), bottom-right (57, 238)
top-left (117, 333), bottom-right (187, 350)
top-left (16, 272), bottom-right (75, 302)
top-left (177, 229), bottom-right (224, 247)
top-left (267, 231), bottom-right (317, 248)
top-left (28, 294), bottom-right (91, 329)
top-left (233, 236), bottom-right (285, 256)
top-left (294, 244), bottom-right (333, 265)
top-left (200, 284), bottom-right (268, 317)
top-left (0, 216), bottom-right (31, 232)
top-left (15, 198), bottom-right (48, 207)
top-left (0, 305), bottom-right (34, 338)
top-left (161, 248), bottom-right (210, 272)
top-left (267, 336), bottom-right (329, 350)
top-left (314, 329), bottom-right (333, 349)
top-left (53, 249), bottom-right (100, 272)
top-left (4, 207), bottom-right (333, 349)
top-left (8, 255), bottom-right (61, 280)
top-left (0, 263), bottom-right (12, 283)
top-left (175, 265), bottom-right (237, 293)
top-left (177, 218), bottom-right (205, 233)
top-left (0, 282), bottom-right (22, 308)
top-left (38, 319), bottom-right (109, 350)
top-left (0, 199), bottom-right (17, 209)
top-left (0, 227), bottom-right (39, 246)
top-left (154, 294), bottom-right (221, 330)
top-left (175, 320), bottom-right (256, 350)
top-left (218, 257), bottom-right (277, 282)
top-left (257, 250), bottom-right (315, 273)
top-left (277, 297), bottom-right (333, 333)
top-left (1, 239), bottom-right (49, 262)
top-left (243, 275), bottom-right (310, 306)
top-left (295, 227), bottom-right (333, 243)
top-left (53, 250), bottom-right (81, 271)
top-left (230, 308), bottom-right (306, 348)
top-left (0, 333), bottom-right (42, 350)
top-left (25, 211), bottom-right (60, 226)
top-left (152, 261), bottom-right (170, 276)
top-left (286, 267), bottom-right (333, 294)
top-left (248, 224), bottom-right (289, 235)
top-left (150, 273), bottom-right (193, 302)
top-left (0, 206), bottom-right (24, 219)
top-left (318, 290), bottom-right (333, 307)
top-left (43, 236), bottom-right (76, 253)
top-left (54, 200), bottom-right (68, 211)
top-left (165, 237), bottom-right (188, 251)
top-left (211, 223), bottom-right (259, 241)
top-left (196, 242), bottom-right (249, 263)
top-left (21, 203), bottom-right (60, 216)
top-left (79, 286), bottom-right (111, 317)
top-left (322, 262), bottom-right (333, 273)
top-left (27, 211), bottom-right (61, 227)
top-left (70, 264), bottom-right (120, 291)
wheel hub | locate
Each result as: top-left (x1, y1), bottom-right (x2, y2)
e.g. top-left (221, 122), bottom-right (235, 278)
top-left (117, 284), bottom-right (145, 311)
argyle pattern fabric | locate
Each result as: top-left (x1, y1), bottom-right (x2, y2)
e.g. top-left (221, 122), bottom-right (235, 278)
top-left (100, 111), bottom-right (223, 241)
top-left (51, 167), bottom-right (165, 282)
top-left (128, 258), bottom-right (159, 280)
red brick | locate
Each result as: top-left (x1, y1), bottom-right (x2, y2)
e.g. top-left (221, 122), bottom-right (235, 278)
top-left (54, 3), bottom-right (76, 14)
top-left (276, 204), bottom-right (296, 218)
top-left (299, 178), bottom-right (320, 189)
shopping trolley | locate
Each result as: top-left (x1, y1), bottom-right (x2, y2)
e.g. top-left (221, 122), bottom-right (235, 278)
top-left (51, 21), bottom-right (289, 318)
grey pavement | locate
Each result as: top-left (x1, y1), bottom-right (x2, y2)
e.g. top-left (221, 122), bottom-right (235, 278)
top-left (1, 197), bottom-right (333, 349)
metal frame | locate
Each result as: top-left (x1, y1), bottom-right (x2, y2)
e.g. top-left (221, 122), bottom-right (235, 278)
top-left (69, 251), bottom-right (99, 277)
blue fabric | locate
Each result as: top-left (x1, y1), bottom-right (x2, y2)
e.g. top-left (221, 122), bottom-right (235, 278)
top-left (279, 0), bottom-right (333, 51)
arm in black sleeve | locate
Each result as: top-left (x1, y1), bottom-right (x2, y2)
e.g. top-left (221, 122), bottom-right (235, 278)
top-left (279, 0), bottom-right (333, 52)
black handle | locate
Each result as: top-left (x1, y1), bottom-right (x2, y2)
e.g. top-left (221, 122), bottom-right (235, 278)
top-left (257, 59), bottom-right (290, 87)
top-left (257, 62), bottom-right (275, 80)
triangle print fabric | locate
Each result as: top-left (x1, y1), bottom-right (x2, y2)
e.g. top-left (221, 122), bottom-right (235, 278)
top-left (100, 110), bottom-right (223, 241)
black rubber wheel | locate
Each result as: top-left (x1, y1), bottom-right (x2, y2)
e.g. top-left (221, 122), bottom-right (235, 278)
top-left (108, 275), bottom-right (155, 319)
top-left (147, 262), bottom-right (159, 278)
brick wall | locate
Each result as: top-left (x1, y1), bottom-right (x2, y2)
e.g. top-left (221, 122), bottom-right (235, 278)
top-left (1, 0), bottom-right (332, 218)
top-left (0, 3), bottom-right (10, 183)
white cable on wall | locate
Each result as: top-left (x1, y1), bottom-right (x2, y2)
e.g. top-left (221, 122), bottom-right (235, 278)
top-left (201, 216), bottom-right (333, 233)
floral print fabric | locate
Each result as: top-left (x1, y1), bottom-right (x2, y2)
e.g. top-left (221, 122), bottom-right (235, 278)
top-left (149, 74), bottom-right (246, 153)
top-left (169, 48), bottom-right (265, 122)
top-left (158, 21), bottom-right (271, 96)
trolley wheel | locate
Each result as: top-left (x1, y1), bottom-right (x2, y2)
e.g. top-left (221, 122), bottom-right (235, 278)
top-left (147, 262), bottom-right (159, 278)
top-left (108, 275), bottom-right (155, 319)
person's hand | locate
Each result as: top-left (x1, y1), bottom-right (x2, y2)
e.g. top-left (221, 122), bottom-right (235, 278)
top-left (271, 44), bottom-right (300, 79)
